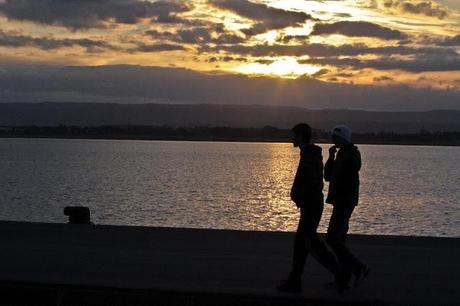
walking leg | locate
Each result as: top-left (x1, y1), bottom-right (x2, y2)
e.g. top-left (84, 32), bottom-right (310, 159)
top-left (326, 205), bottom-right (368, 281)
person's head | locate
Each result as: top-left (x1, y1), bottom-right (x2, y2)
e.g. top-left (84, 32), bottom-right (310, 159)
top-left (292, 123), bottom-right (312, 147)
top-left (331, 125), bottom-right (351, 147)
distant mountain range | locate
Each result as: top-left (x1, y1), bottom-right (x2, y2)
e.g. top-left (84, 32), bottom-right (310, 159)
top-left (1, 102), bottom-right (460, 133)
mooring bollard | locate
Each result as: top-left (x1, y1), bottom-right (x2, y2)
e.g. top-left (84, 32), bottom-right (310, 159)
top-left (63, 206), bottom-right (91, 224)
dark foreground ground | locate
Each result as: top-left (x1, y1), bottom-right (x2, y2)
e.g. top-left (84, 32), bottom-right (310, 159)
top-left (0, 221), bottom-right (458, 306)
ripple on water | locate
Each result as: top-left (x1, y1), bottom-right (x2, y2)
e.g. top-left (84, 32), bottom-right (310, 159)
top-left (0, 139), bottom-right (459, 237)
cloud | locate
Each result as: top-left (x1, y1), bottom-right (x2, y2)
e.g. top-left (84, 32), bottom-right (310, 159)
top-left (206, 56), bottom-right (247, 63)
top-left (145, 27), bottom-right (245, 45)
top-left (334, 12), bottom-right (353, 18)
top-left (336, 72), bottom-right (355, 78)
top-left (301, 55), bottom-right (460, 72)
top-left (201, 42), bottom-right (457, 58)
top-left (209, 0), bottom-right (314, 35)
top-left (254, 59), bottom-right (274, 65)
top-left (439, 0), bottom-right (460, 10)
top-left (0, 64), bottom-right (459, 111)
top-left (0, 30), bottom-right (116, 52)
top-left (365, 0), bottom-right (450, 19)
top-left (129, 43), bottom-right (186, 53)
top-left (145, 30), bottom-right (178, 41)
top-left (311, 21), bottom-right (408, 40)
top-left (277, 35), bottom-right (309, 44)
top-left (178, 27), bottom-right (212, 44)
top-left (311, 68), bottom-right (330, 77)
top-left (385, 0), bottom-right (448, 19)
top-left (0, 0), bottom-right (192, 30)
top-left (373, 76), bottom-right (394, 81)
top-left (439, 34), bottom-right (460, 46)
top-left (206, 56), bottom-right (219, 63)
top-left (211, 33), bottom-right (247, 45)
top-left (0, 29), bottom-right (189, 54)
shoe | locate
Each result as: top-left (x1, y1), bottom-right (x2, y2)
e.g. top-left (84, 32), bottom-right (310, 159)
top-left (276, 279), bottom-right (302, 293)
top-left (335, 269), bottom-right (352, 294)
top-left (353, 265), bottom-right (371, 288)
top-left (323, 281), bottom-right (338, 290)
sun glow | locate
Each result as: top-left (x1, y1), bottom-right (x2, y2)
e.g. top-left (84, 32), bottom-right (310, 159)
top-left (232, 57), bottom-right (321, 78)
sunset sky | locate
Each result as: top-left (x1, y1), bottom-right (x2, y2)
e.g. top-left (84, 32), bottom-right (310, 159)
top-left (0, 0), bottom-right (459, 110)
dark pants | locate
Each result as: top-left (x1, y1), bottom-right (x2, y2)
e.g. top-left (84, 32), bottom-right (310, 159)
top-left (326, 204), bottom-right (365, 274)
top-left (289, 203), bottom-right (339, 280)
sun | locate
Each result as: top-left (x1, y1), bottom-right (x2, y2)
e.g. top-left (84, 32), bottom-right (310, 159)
top-left (232, 57), bottom-right (322, 78)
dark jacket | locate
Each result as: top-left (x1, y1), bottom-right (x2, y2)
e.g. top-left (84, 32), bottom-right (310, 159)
top-left (324, 144), bottom-right (361, 206)
top-left (290, 144), bottom-right (324, 207)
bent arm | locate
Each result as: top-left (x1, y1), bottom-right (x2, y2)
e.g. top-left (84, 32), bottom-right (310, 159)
top-left (324, 155), bottom-right (334, 182)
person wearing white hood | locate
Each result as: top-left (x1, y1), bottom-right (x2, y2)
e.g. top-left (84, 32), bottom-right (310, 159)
top-left (324, 125), bottom-right (370, 288)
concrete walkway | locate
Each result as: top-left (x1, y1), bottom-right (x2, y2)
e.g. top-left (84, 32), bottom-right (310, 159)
top-left (0, 221), bottom-right (458, 305)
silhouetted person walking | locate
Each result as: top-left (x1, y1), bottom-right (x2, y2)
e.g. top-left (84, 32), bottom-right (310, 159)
top-left (325, 125), bottom-right (370, 288)
top-left (277, 123), bottom-right (348, 293)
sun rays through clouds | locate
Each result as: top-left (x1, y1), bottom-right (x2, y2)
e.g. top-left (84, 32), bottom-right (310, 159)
top-left (0, 0), bottom-right (459, 108)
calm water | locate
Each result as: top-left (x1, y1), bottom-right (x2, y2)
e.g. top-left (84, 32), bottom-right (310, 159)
top-left (0, 138), bottom-right (459, 237)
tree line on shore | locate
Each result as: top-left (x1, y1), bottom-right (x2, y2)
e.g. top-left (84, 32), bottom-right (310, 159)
top-left (1, 125), bottom-right (460, 146)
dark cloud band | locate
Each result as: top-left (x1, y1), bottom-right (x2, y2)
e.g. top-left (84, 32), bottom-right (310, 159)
top-left (383, 0), bottom-right (448, 19)
top-left (311, 21), bottom-right (408, 40)
top-left (0, 30), bottom-right (116, 52)
top-left (201, 42), bottom-right (457, 58)
top-left (0, 0), bottom-right (192, 30)
top-left (300, 55), bottom-right (460, 72)
top-left (209, 0), bottom-right (314, 35)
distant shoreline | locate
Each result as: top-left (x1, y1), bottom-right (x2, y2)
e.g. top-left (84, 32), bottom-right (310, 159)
top-left (1, 134), bottom-right (459, 147)
top-left (1, 125), bottom-right (460, 146)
